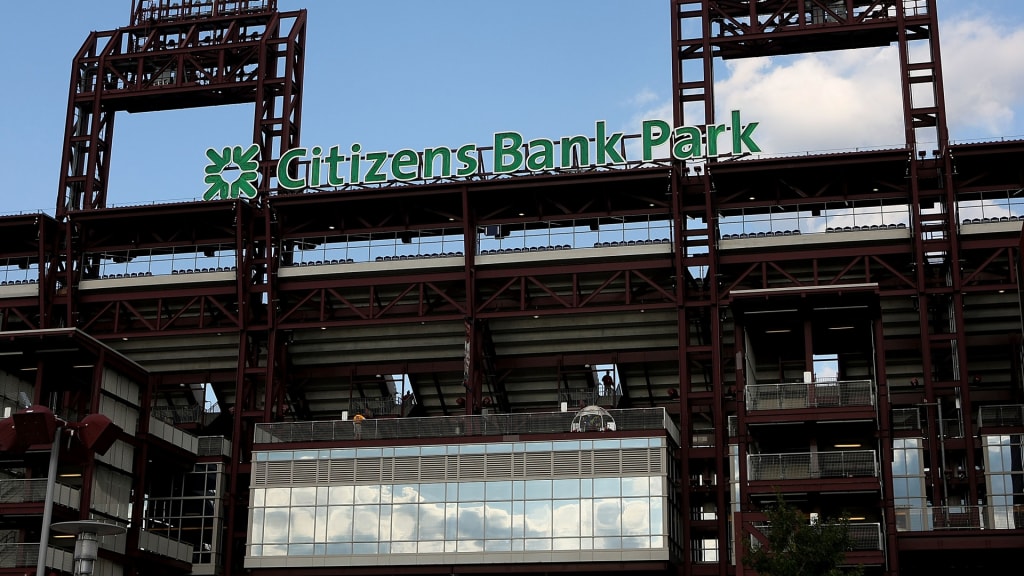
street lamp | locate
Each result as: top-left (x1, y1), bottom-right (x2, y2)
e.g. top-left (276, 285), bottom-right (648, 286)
top-left (51, 521), bottom-right (126, 576)
top-left (0, 397), bottom-right (121, 576)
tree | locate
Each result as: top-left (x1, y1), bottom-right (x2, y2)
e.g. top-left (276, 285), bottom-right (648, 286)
top-left (743, 494), bottom-right (863, 576)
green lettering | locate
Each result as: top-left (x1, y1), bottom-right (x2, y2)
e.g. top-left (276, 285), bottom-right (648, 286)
top-left (706, 124), bottom-right (727, 157)
top-left (349, 143), bottom-right (362, 184)
top-left (364, 151), bottom-right (388, 183)
top-left (392, 149), bottom-right (419, 181)
top-left (494, 131), bottom-right (524, 174)
top-left (560, 135), bottom-right (589, 168)
top-left (673, 126), bottom-right (702, 160)
top-left (642, 120), bottom-right (670, 162)
top-left (527, 139), bottom-right (555, 171)
top-left (456, 144), bottom-right (479, 177)
top-left (325, 145), bottom-right (346, 186)
top-left (423, 147), bottom-right (452, 178)
top-left (277, 147), bottom-right (307, 190)
top-left (310, 146), bottom-right (322, 186)
top-left (596, 121), bottom-right (625, 165)
top-left (732, 110), bottom-right (761, 154)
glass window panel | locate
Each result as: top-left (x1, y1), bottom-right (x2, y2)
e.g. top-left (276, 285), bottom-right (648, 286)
top-left (314, 506), bottom-right (328, 542)
top-left (328, 485), bottom-right (353, 505)
top-left (392, 541), bottom-right (417, 553)
top-left (326, 542), bottom-right (352, 555)
top-left (553, 440), bottom-right (580, 452)
top-left (263, 509), bottom-right (290, 543)
top-left (255, 452), bottom-right (268, 462)
top-left (553, 537), bottom-right (579, 550)
top-left (395, 446), bottom-right (419, 457)
top-left (252, 488), bottom-right (265, 507)
top-left (485, 501), bottom-right (512, 539)
top-left (393, 484), bottom-right (419, 503)
top-left (419, 540), bottom-right (444, 553)
top-left (291, 487), bottom-right (316, 506)
top-left (419, 503), bottom-right (446, 540)
top-left (553, 478), bottom-right (580, 498)
top-left (353, 542), bottom-right (377, 554)
top-left (354, 485), bottom-right (380, 504)
top-left (525, 500), bottom-right (552, 538)
top-left (289, 543), bottom-right (314, 555)
top-left (552, 500), bottom-right (580, 537)
top-left (485, 538), bottom-right (512, 551)
top-left (263, 544), bottom-right (288, 556)
top-left (622, 498), bottom-right (651, 535)
top-left (622, 536), bottom-right (648, 549)
top-left (525, 538), bottom-right (552, 551)
top-left (379, 504), bottom-right (392, 543)
top-left (594, 439), bottom-right (620, 450)
top-left (457, 539), bottom-right (483, 552)
top-left (330, 448), bottom-right (355, 459)
top-left (512, 501), bottom-right (525, 539)
top-left (525, 441), bottom-right (552, 452)
top-left (649, 476), bottom-right (663, 496)
top-left (513, 480), bottom-right (526, 500)
top-left (250, 509), bottom-right (264, 544)
top-left (268, 451), bottom-right (292, 462)
top-left (420, 482), bottom-right (446, 503)
top-left (594, 477), bottom-right (621, 497)
top-left (316, 486), bottom-right (329, 506)
top-left (327, 506), bottom-right (353, 542)
top-left (458, 501), bottom-right (485, 539)
top-left (594, 498), bottom-right (622, 536)
top-left (290, 507), bottom-right (316, 543)
top-left (526, 479), bottom-right (552, 500)
top-left (486, 480), bottom-right (512, 500)
top-left (355, 447), bottom-right (382, 458)
top-left (293, 450), bottom-right (317, 460)
top-left (621, 438), bottom-right (648, 449)
top-left (460, 482), bottom-right (485, 501)
top-left (445, 502), bottom-right (460, 540)
top-left (249, 544), bottom-right (262, 556)
top-left (581, 478), bottom-right (593, 498)
top-left (352, 506), bottom-right (380, 542)
top-left (392, 503), bottom-right (418, 541)
top-left (650, 497), bottom-right (664, 535)
top-left (595, 536), bottom-right (621, 549)
top-left (487, 442), bottom-right (513, 453)
top-left (265, 487), bottom-right (290, 507)
top-left (622, 476), bottom-right (650, 497)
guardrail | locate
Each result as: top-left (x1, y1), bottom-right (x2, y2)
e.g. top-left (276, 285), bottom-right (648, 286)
top-left (978, 404), bottom-right (1024, 427)
top-left (895, 505), bottom-right (1024, 531)
top-left (747, 450), bottom-right (878, 481)
top-left (0, 478), bottom-right (79, 509)
top-left (255, 407), bottom-right (679, 445)
top-left (745, 380), bottom-right (875, 411)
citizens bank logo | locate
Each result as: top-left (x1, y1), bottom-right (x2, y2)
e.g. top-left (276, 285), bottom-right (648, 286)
top-left (203, 144), bottom-right (260, 200)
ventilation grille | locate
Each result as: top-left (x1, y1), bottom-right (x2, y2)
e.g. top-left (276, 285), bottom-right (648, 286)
top-left (253, 447), bottom-right (664, 486)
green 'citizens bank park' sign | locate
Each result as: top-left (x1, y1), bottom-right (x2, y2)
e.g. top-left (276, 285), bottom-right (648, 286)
top-left (203, 111), bottom-right (760, 200)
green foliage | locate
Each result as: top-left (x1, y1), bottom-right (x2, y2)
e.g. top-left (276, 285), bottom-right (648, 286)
top-left (743, 495), bottom-right (863, 576)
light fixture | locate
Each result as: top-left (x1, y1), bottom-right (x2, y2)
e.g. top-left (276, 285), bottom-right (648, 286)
top-left (828, 326), bottom-right (855, 330)
top-left (848, 516), bottom-right (866, 521)
top-left (328, 225), bottom-right (335, 230)
top-left (59, 472), bottom-right (82, 478)
top-left (765, 329), bottom-right (791, 334)
top-left (834, 443), bottom-right (862, 448)
top-left (518, 212), bottom-right (525, 217)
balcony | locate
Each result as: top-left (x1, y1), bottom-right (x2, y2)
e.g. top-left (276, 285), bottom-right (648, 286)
top-left (978, 404), bottom-right (1024, 428)
top-left (746, 450), bottom-right (880, 492)
top-left (0, 543), bottom-right (74, 571)
top-left (745, 379), bottom-right (876, 423)
top-left (254, 407), bottom-right (680, 446)
top-left (896, 505), bottom-right (1024, 532)
top-left (0, 478), bottom-right (80, 515)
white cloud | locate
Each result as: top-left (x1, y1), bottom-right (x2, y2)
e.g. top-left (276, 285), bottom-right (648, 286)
top-left (625, 9), bottom-right (1024, 156)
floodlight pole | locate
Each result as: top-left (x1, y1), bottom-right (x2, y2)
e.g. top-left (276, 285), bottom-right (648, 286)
top-left (37, 425), bottom-right (63, 576)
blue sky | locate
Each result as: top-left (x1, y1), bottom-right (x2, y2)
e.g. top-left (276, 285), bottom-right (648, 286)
top-left (1, 1), bottom-right (1022, 215)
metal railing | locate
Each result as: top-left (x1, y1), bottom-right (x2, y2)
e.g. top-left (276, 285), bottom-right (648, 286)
top-left (891, 408), bottom-right (921, 430)
top-left (197, 435), bottom-right (232, 457)
top-left (753, 523), bottom-right (882, 551)
top-left (255, 407), bottom-right (679, 445)
top-left (978, 404), bottom-right (1024, 427)
top-left (745, 380), bottom-right (875, 411)
top-left (747, 450), bottom-right (878, 481)
top-left (139, 530), bottom-right (195, 564)
top-left (0, 479), bottom-right (80, 509)
top-left (0, 544), bottom-right (74, 571)
top-left (895, 505), bottom-right (1024, 531)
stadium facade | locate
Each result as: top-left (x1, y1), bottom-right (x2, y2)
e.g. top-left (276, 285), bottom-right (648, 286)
top-left (0, 1), bottom-right (1022, 575)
